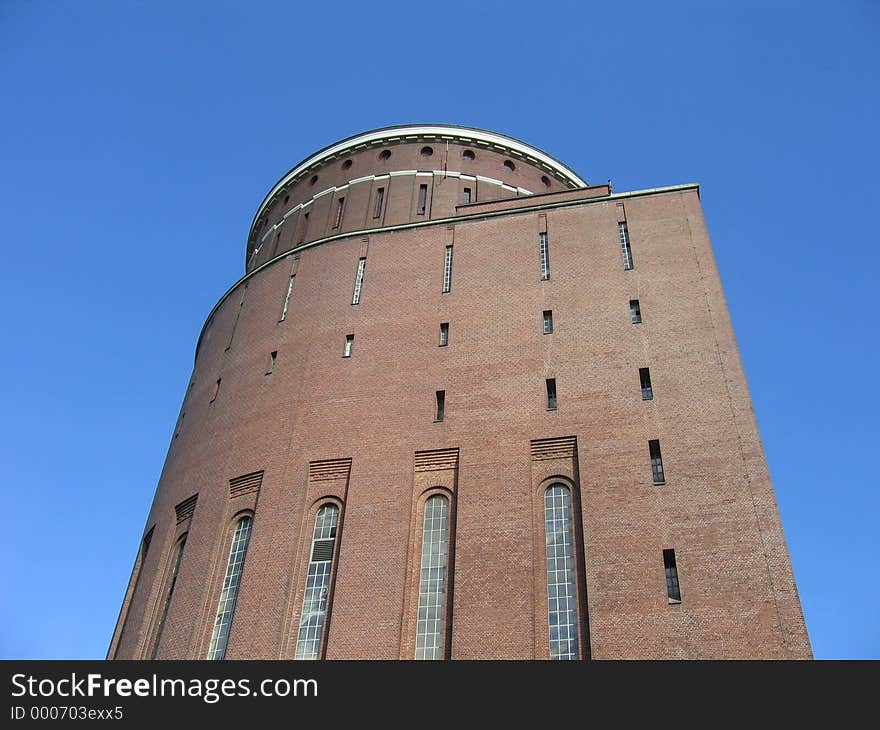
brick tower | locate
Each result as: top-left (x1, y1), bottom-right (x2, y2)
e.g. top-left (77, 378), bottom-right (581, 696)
top-left (109, 125), bottom-right (811, 660)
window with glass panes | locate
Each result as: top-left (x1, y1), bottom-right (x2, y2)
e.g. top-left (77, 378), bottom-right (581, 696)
top-left (207, 516), bottom-right (253, 660)
top-left (150, 535), bottom-right (187, 659)
top-left (619, 222), bottom-right (633, 270)
top-left (351, 257), bottom-right (366, 305)
top-left (415, 495), bottom-right (450, 660)
top-left (639, 368), bottom-right (653, 400)
top-left (442, 246), bottom-right (453, 293)
top-left (663, 549), bottom-right (681, 602)
top-left (295, 504), bottom-right (340, 659)
top-left (649, 440), bottom-right (665, 484)
top-left (544, 485), bottom-right (579, 660)
top-left (629, 299), bottom-right (642, 323)
top-left (539, 232), bottom-right (550, 280)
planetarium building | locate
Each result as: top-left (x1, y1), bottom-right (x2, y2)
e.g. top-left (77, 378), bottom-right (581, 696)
top-left (109, 124), bottom-right (810, 660)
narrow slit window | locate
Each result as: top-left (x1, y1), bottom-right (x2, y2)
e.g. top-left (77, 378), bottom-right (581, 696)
top-left (442, 245), bottom-right (453, 293)
top-left (649, 439), bottom-right (665, 484)
top-left (539, 232), bottom-right (550, 280)
top-left (630, 299), bottom-right (642, 324)
top-left (333, 197), bottom-right (345, 229)
top-left (150, 535), bottom-right (187, 659)
top-left (415, 494), bottom-right (451, 660)
top-left (343, 334), bottom-right (354, 358)
top-left (546, 378), bottom-right (557, 410)
top-left (435, 390), bottom-right (445, 422)
top-left (663, 549), bottom-right (681, 602)
top-left (279, 272), bottom-right (296, 322)
top-left (225, 287), bottom-right (247, 351)
top-left (210, 378), bottom-right (221, 403)
top-left (299, 211), bottom-right (310, 243)
top-left (439, 322), bottom-right (449, 347)
top-left (544, 484), bottom-right (580, 660)
top-left (351, 257), bottom-right (366, 305)
top-left (266, 351), bottom-right (277, 375)
top-left (295, 504), bottom-right (341, 659)
top-left (619, 222), bottom-right (634, 270)
top-left (462, 187), bottom-right (472, 204)
top-left (639, 367), bottom-right (653, 400)
top-left (207, 515), bottom-right (253, 660)
top-left (543, 310), bottom-right (554, 334)
top-left (374, 187), bottom-right (385, 218)
top-left (417, 184), bottom-right (428, 215)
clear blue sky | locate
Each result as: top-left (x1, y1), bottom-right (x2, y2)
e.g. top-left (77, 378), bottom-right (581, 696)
top-left (1, 1), bottom-right (876, 660)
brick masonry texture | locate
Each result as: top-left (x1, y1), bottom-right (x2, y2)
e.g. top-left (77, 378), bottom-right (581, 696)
top-left (108, 127), bottom-right (811, 660)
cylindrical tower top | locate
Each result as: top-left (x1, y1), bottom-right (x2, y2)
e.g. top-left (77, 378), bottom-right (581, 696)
top-left (246, 124), bottom-right (587, 271)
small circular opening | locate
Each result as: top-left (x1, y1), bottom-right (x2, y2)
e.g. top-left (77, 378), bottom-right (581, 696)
top-left (503, 159), bottom-right (516, 172)
top-left (462, 149), bottom-right (475, 160)
top-left (541, 175), bottom-right (551, 188)
top-left (420, 146), bottom-right (434, 157)
top-left (342, 159), bottom-right (352, 169)
top-left (309, 175), bottom-right (318, 186)
top-left (283, 194), bottom-right (290, 205)
top-left (379, 149), bottom-right (391, 160)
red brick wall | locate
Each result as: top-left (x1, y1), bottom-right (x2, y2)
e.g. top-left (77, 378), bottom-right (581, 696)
top-left (110, 167), bottom-right (811, 660)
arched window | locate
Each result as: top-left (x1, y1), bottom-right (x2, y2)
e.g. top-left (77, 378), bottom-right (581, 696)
top-left (150, 534), bottom-right (187, 659)
top-left (544, 484), bottom-right (579, 660)
top-left (295, 504), bottom-right (340, 659)
top-left (110, 526), bottom-right (153, 658)
top-left (415, 494), bottom-right (450, 660)
top-left (207, 515), bottom-right (253, 660)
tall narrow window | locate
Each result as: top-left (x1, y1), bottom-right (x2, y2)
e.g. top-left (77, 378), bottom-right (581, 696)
top-left (299, 211), bottom-right (310, 243)
top-left (649, 439), bottom-right (665, 484)
top-left (207, 515), bottom-right (253, 660)
top-left (112, 527), bottom-right (154, 658)
top-left (333, 197), bottom-right (345, 229)
top-left (373, 187), bottom-right (385, 218)
top-left (295, 504), bottom-right (341, 660)
top-left (544, 484), bottom-right (579, 660)
top-left (279, 272), bottom-right (295, 322)
top-left (435, 390), bottom-right (445, 422)
top-left (415, 494), bottom-right (451, 660)
top-left (442, 245), bottom-right (453, 293)
top-left (462, 187), bottom-right (472, 204)
top-left (539, 232), bottom-right (550, 280)
top-left (639, 367), bottom-right (653, 400)
top-left (619, 222), bottom-right (634, 270)
top-left (439, 322), bottom-right (449, 347)
top-left (546, 378), bottom-right (557, 410)
top-left (663, 549), bottom-right (681, 602)
top-left (343, 334), bottom-right (354, 358)
top-left (351, 257), bottom-right (366, 305)
top-left (630, 299), bottom-right (642, 324)
top-left (265, 350), bottom-right (277, 376)
top-left (210, 378), bottom-right (221, 403)
top-left (543, 310), bottom-right (554, 334)
top-left (150, 535), bottom-right (187, 659)
top-left (417, 184), bottom-right (428, 215)
top-left (225, 287), bottom-right (247, 351)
